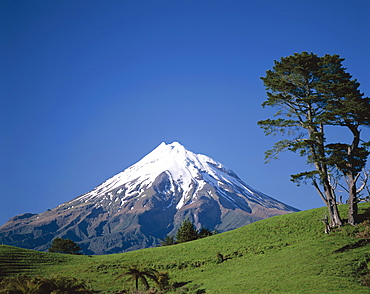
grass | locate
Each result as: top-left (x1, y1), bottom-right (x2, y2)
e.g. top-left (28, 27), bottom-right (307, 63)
top-left (1, 203), bottom-right (370, 293)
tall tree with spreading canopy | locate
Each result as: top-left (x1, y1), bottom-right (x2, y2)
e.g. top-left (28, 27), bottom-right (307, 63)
top-left (319, 54), bottom-right (370, 224)
top-left (259, 52), bottom-right (369, 227)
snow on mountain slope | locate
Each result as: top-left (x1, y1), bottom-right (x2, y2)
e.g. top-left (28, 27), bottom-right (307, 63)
top-left (66, 141), bottom-right (284, 212)
top-left (0, 142), bottom-right (299, 254)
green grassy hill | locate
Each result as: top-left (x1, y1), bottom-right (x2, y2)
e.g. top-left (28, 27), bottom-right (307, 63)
top-left (1, 203), bottom-right (370, 293)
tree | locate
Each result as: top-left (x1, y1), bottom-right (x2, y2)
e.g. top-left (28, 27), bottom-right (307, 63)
top-left (162, 223), bottom-right (216, 246)
top-left (258, 52), bottom-right (369, 228)
top-left (48, 238), bottom-right (82, 255)
top-left (259, 52), bottom-right (370, 227)
top-left (316, 56), bottom-right (370, 225)
top-left (198, 227), bottom-right (215, 238)
top-left (115, 266), bottom-right (158, 292)
top-left (175, 220), bottom-right (198, 243)
top-left (160, 235), bottom-right (176, 246)
top-left (327, 144), bottom-right (369, 224)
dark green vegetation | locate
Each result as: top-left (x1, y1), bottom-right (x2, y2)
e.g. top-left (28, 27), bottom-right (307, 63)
top-left (175, 220), bottom-right (199, 243)
top-left (114, 266), bottom-right (170, 292)
top-left (48, 237), bottom-right (82, 255)
top-left (258, 52), bottom-right (370, 227)
top-left (1, 203), bottom-right (370, 293)
top-left (0, 275), bottom-right (93, 293)
top-left (160, 220), bottom-right (216, 245)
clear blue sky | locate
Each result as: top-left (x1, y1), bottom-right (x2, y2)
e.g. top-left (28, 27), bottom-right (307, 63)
top-left (1, 0), bottom-right (369, 226)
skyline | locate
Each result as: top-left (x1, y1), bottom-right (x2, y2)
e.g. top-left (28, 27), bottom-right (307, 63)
top-left (1, 0), bottom-right (369, 226)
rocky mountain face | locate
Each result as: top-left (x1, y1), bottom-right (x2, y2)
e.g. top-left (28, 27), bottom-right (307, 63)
top-left (0, 142), bottom-right (298, 254)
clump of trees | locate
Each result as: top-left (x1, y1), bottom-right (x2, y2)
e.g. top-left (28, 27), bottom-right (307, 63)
top-left (48, 238), bottom-right (82, 255)
top-left (259, 52), bottom-right (370, 228)
top-left (160, 220), bottom-right (217, 246)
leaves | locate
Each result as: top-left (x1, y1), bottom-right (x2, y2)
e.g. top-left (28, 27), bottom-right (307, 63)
top-left (290, 170), bottom-right (320, 185)
top-left (258, 51), bottom-right (369, 184)
top-left (115, 266), bottom-right (172, 292)
top-left (326, 143), bottom-right (369, 175)
top-left (0, 275), bottom-right (93, 293)
top-left (176, 220), bottom-right (199, 243)
top-left (160, 235), bottom-right (176, 246)
top-left (48, 238), bottom-right (82, 255)
top-left (260, 51), bottom-right (370, 227)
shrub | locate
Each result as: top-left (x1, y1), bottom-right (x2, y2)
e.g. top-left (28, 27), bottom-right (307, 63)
top-left (0, 275), bottom-right (93, 293)
top-left (216, 252), bottom-right (224, 264)
top-left (48, 238), bottom-right (82, 255)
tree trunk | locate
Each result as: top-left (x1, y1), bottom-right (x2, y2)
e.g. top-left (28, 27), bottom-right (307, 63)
top-left (327, 196), bottom-right (342, 227)
top-left (347, 125), bottom-right (361, 226)
top-left (309, 124), bottom-right (343, 228)
top-left (312, 177), bottom-right (343, 228)
top-left (321, 175), bottom-right (342, 227)
top-left (347, 175), bottom-right (358, 225)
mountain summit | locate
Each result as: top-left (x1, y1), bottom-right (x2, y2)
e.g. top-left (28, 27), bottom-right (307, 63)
top-left (0, 142), bottom-right (298, 254)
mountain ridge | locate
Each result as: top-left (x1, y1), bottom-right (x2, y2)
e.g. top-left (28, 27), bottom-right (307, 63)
top-left (0, 142), bottom-right (298, 254)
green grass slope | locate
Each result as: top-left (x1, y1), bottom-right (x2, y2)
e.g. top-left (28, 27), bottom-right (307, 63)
top-left (1, 203), bottom-right (370, 293)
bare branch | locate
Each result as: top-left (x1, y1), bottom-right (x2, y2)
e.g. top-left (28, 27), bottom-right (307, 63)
top-left (312, 179), bottom-right (327, 204)
top-left (357, 169), bottom-right (369, 194)
top-left (328, 174), bottom-right (338, 190)
top-left (337, 182), bottom-right (349, 193)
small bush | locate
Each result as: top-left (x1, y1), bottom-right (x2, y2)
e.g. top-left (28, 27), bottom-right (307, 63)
top-left (216, 252), bottom-right (223, 264)
top-left (361, 273), bottom-right (370, 287)
top-left (356, 219), bottom-right (370, 239)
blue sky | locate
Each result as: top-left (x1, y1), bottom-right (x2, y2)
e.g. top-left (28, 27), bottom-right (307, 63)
top-left (1, 0), bottom-right (369, 226)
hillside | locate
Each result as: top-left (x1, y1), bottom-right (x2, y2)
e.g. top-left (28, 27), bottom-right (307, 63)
top-left (0, 142), bottom-right (297, 254)
top-left (1, 203), bottom-right (370, 293)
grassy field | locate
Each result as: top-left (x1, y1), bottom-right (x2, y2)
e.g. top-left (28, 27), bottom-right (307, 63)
top-left (1, 203), bottom-right (370, 293)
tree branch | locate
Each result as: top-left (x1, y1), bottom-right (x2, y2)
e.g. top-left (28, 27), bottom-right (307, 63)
top-left (312, 179), bottom-right (327, 204)
top-left (357, 169), bottom-right (369, 194)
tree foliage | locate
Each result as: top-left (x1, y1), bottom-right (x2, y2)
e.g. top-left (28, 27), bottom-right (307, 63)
top-left (115, 266), bottom-right (169, 292)
top-left (317, 54), bottom-right (370, 225)
top-left (0, 275), bottom-right (93, 293)
top-left (48, 238), bottom-right (82, 255)
top-left (175, 220), bottom-right (199, 243)
top-left (197, 227), bottom-right (215, 238)
top-left (153, 270), bottom-right (171, 291)
top-left (166, 220), bottom-right (216, 245)
top-left (258, 52), bottom-right (370, 227)
top-left (116, 266), bottom-right (152, 291)
top-left (160, 235), bottom-right (176, 246)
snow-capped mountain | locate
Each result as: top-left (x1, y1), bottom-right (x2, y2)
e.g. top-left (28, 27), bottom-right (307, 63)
top-left (0, 142), bottom-right (298, 254)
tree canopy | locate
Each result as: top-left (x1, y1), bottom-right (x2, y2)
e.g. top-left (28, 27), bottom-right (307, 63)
top-left (259, 52), bottom-right (369, 227)
top-left (48, 238), bottom-right (82, 255)
top-left (175, 220), bottom-right (199, 243)
top-left (169, 220), bottom-right (216, 244)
